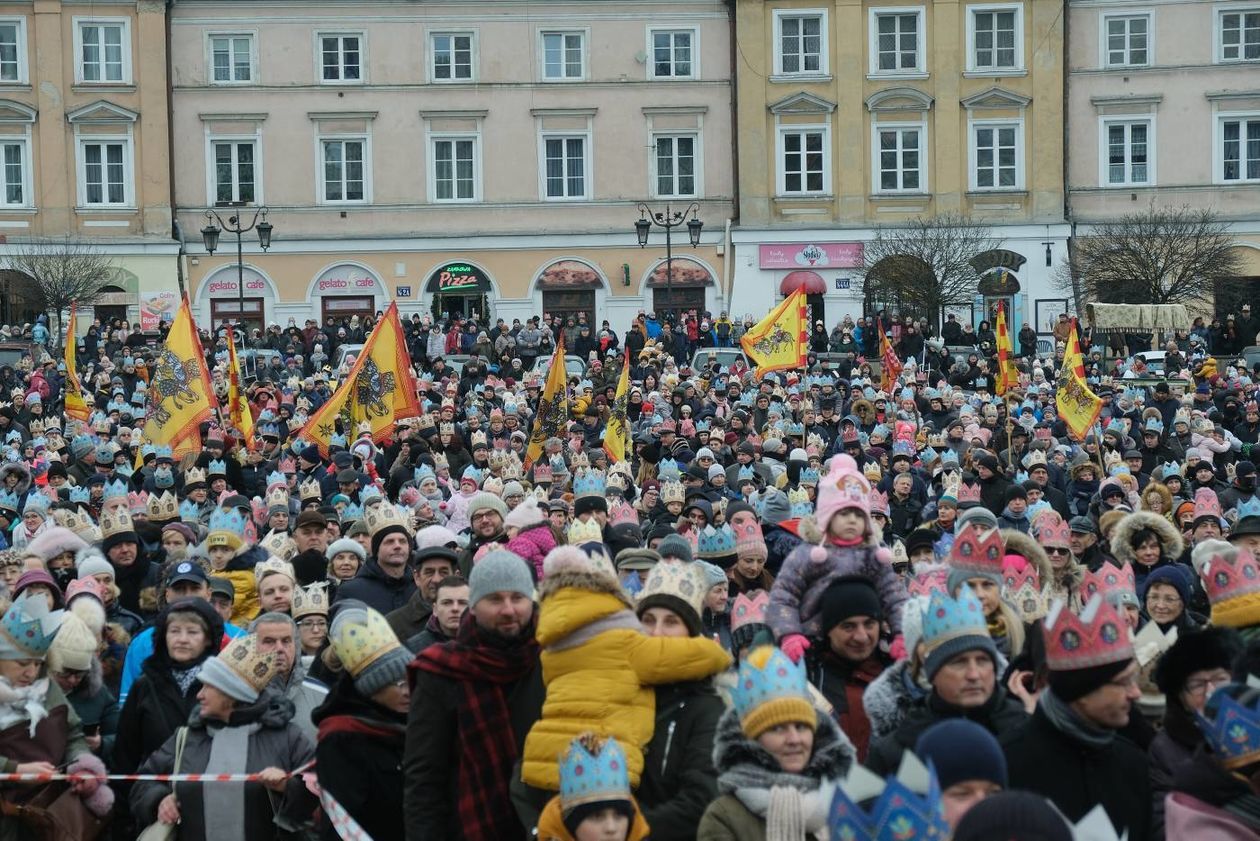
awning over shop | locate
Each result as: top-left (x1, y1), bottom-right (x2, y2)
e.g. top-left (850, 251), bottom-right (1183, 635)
top-left (646, 257), bottom-right (714, 286)
top-left (780, 270), bottom-right (826, 295)
top-left (1086, 303), bottom-right (1190, 334)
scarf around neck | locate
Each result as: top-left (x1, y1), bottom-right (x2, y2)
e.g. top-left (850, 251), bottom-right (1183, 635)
top-left (0, 676), bottom-right (50, 737)
top-left (1040, 688), bottom-right (1114, 749)
top-left (203, 719), bottom-right (262, 841)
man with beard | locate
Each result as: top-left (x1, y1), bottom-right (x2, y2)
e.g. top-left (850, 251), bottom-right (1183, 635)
top-left (404, 550), bottom-right (542, 841)
top-left (387, 544), bottom-right (457, 643)
top-left (335, 504), bottom-right (417, 614)
top-left (457, 492), bottom-right (508, 576)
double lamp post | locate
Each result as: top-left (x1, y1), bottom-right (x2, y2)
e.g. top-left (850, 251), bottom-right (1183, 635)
top-left (635, 202), bottom-right (702, 324)
top-left (201, 206), bottom-right (274, 333)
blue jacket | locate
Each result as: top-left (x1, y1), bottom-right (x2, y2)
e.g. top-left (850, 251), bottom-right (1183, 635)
top-left (118, 620), bottom-right (246, 704)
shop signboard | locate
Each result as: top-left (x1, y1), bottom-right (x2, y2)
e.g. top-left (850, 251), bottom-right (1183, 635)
top-left (758, 242), bottom-right (864, 270)
top-left (140, 292), bottom-right (178, 330)
top-left (425, 262), bottom-right (492, 294)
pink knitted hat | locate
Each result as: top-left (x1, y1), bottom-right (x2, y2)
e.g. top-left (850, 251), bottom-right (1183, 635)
top-left (813, 454), bottom-right (872, 533)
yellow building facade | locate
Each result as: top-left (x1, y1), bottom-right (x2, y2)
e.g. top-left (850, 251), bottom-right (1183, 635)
top-left (731, 0), bottom-right (1070, 336)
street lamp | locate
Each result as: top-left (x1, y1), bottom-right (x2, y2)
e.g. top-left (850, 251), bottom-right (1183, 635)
top-left (202, 206), bottom-right (273, 333)
top-left (634, 202), bottom-right (702, 323)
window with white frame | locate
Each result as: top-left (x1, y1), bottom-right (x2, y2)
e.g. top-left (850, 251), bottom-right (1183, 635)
top-left (431, 33), bottom-right (474, 81)
top-left (319, 34), bottom-right (362, 82)
top-left (320, 137), bottom-right (367, 202)
top-left (541, 32), bottom-right (584, 80)
top-left (211, 140), bottom-right (257, 205)
top-left (1102, 119), bottom-right (1151, 186)
top-left (1104, 14), bottom-right (1149, 67)
top-left (0, 139), bottom-right (28, 206)
top-left (778, 127), bottom-right (828, 195)
top-left (77, 20), bottom-right (129, 83)
top-left (875, 124), bottom-right (923, 192)
top-left (1221, 115), bottom-right (1260, 182)
top-left (971, 122), bottom-right (1021, 189)
top-left (210, 34), bottom-right (253, 84)
top-left (1219, 10), bottom-right (1260, 62)
top-left (775, 12), bottom-right (826, 75)
top-left (969, 6), bottom-right (1021, 71)
top-left (650, 29), bottom-right (695, 78)
top-left (430, 135), bottom-right (479, 201)
top-left (0, 20), bottom-right (27, 84)
top-left (78, 137), bottom-right (131, 206)
top-left (653, 134), bottom-right (698, 197)
top-left (541, 134), bottom-right (587, 199)
top-left (872, 9), bottom-right (924, 74)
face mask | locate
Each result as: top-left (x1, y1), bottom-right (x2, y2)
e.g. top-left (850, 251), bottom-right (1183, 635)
top-left (1241, 476), bottom-right (1256, 492)
top-left (155, 466), bottom-right (173, 488)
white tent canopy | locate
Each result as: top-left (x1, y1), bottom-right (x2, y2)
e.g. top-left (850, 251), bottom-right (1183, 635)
top-left (1085, 303), bottom-right (1191, 334)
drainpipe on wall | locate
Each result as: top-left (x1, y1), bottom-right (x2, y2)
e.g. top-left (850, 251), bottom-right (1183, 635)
top-left (725, 0), bottom-right (740, 310)
top-left (166, 0), bottom-right (183, 299)
top-left (723, 216), bottom-right (734, 307)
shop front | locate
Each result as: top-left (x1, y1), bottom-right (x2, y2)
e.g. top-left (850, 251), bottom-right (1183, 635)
top-left (310, 263), bottom-right (388, 326)
top-left (534, 259), bottom-right (605, 326)
top-left (196, 265), bottom-right (276, 334)
top-left (644, 257), bottom-right (716, 321)
top-left (759, 241), bottom-right (864, 327)
top-left (425, 261), bottom-right (493, 321)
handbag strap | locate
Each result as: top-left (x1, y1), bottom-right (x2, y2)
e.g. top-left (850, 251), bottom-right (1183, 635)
top-left (171, 727), bottom-right (188, 795)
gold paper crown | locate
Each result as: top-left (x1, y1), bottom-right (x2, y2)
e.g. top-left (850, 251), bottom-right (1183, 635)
top-left (147, 490), bottom-right (179, 522)
top-left (637, 560), bottom-right (705, 619)
top-left (183, 467), bottom-right (206, 486)
top-left (53, 508), bottom-right (101, 543)
top-left (416, 414), bottom-right (435, 431)
top-left (863, 462), bottom-right (882, 481)
top-left (357, 420), bottom-right (372, 436)
top-left (253, 556), bottom-right (295, 585)
top-left (488, 449), bottom-right (510, 470)
top-left (568, 518), bottom-right (604, 544)
top-left (470, 430), bottom-right (488, 449)
top-left (292, 582), bottom-right (331, 619)
top-left (299, 478), bottom-right (322, 500)
top-left (661, 480), bottom-right (686, 505)
top-left (439, 422), bottom-right (455, 436)
top-left (570, 451), bottom-right (589, 470)
top-left (606, 472), bottom-right (628, 492)
top-left (217, 633), bottom-right (279, 695)
top-left (266, 485), bottom-right (290, 511)
top-left (788, 487), bottom-right (809, 505)
top-left (259, 531), bottom-right (297, 560)
top-left (99, 507), bottom-right (134, 540)
top-left (364, 502), bottom-right (412, 538)
top-left (331, 605), bottom-right (405, 679)
top-left (502, 459), bottom-right (523, 481)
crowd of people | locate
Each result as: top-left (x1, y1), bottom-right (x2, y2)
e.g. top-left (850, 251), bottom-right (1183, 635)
top-left (0, 303), bottom-right (1255, 841)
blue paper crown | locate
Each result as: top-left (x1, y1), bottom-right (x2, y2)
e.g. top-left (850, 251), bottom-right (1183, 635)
top-left (22, 494), bottom-right (49, 515)
top-left (360, 485), bottom-right (383, 505)
top-left (695, 420), bottom-right (711, 433)
top-left (572, 469), bottom-right (606, 499)
top-left (738, 465), bottom-right (756, 481)
top-left (549, 454), bottom-right (568, 474)
top-left (330, 433), bottom-right (348, 448)
top-left (892, 440), bottom-right (915, 458)
top-left (259, 422), bottom-right (280, 438)
top-left (208, 506), bottom-right (246, 536)
top-left (1196, 689), bottom-right (1260, 770)
top-left (697, 524), bottom-right (737, 556)
top-left (155, 446), bottom-right (174, 460)
top-left (103, 479), bottom-right (130, 501)
top-left (0, 593), bottom-right (63, 659)
top-left (828, 759), bottom-right (950, 841)
top-left (68, 487), bottom-right (90, 504)
top-left (1239, 497), bottom-right (1260, 521)
top-left (1144, 417), bottom-right (1164, 433)
top-left (414, 465), bottom-right (436, 483)
top-left (790, 496), bottom-right (813, 518)
top-left (657, 460), bottom-right (682, 482)
top-left (801, 467), bottom-right (820, 485)
top-left (266, 471), bottom-right (287, 490)
top-left (0, 489), bottom-right (19, 512)
top-left (732, 646), bottom-right (810, 726)
top-left (738, 392), bottom-right (756, 407)
top-left (872, 424), bottom-right (891, 440)
top-left (179, 499), bottom-right (201, 522)
top-left (207, 459), bottom-right (227, 477)
top-left (1105, 418), bottom-right (1126, 435)
top-left (922, 583), bottom-right (988, 652)
top-left (141, 444), bottom-right (157, 458)
top-left (786, 421), bottom-right (805, 437)
top-left (461, 465), bottom-right (483, 484)
top-left (341, 501), bottom-right (364, 522)
top-left (558, 736), bottom-right (630, 811)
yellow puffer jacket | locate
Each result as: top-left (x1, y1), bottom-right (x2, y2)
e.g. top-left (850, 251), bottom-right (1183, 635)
top-left (521, 569), bottom-right (732, 791)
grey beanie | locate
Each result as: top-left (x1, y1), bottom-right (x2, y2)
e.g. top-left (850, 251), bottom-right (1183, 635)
top-left (759, 488), bottom-right (793, 524)
top-left (502, 481), bottom-right (525, 498)
top-left (198, 655), bottom-right (261, 703)
top-left (326, 537), bottom-right (367, 563)
top-left (468, 550), bottom-right (535, 606)
top-left (467, 492), bottom-right (508, 520)
top-left (656, 534), bottom-right (694, 563)
top-left (695, 560), bottom-right (727, 590)
top-left (955, 507), bottom-right (999, 533)
top-left (75, 548), bottom-right (114, 580)
top-left (354, 646), bottom-right (412, 697)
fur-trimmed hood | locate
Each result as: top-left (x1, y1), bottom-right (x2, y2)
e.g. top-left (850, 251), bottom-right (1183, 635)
top-left (999, 529), bottom-right (1053, 583)
top-left (1112, 510), bottom-right (1185, 565)
top-left (0, 462), bottom-right (31, 496)
top-left (537, 567), bottom-right (631, 607)
top-left (712, 704), bottom-right (855, 790)
top-left (1141, 482), bottom-right (1174, 516)
top-left (862, 659), bottom-right (929, 740)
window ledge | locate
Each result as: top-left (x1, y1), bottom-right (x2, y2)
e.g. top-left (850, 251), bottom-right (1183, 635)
top-left (1097, 183), bottom-right (1155, 190)
top-left (774, 194), bottom-right (834, 202)
top-left (967, 189), bottom-right (1028, 197)
top-left (72, 84), bottom-right (136, 93)
top-left (770, 73), bottom-right (833, 84)
top-left (75, 206), bottom-right (137, 214)
top-left (963, 69), bottom-right (1027, 78)
top-left (867, 72), bottom-right (929, 81)
top-left (0, 84), bottom-right (31, 92)
top-left (0, 207), bottom-right (37, 215)
top-left (869, 192), bottom-right (932, 200)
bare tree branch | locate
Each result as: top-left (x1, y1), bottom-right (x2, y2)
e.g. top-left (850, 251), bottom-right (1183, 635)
top-left (6, 236), bottom-right (118, 347)
top-left (1055, 204), bottom-right (1246, 307)
top-left (858, 213), bottom-right (1001, 327)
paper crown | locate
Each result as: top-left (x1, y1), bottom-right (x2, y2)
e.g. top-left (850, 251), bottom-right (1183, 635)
top-left (299, 478), bottom-right (322, 500)
top-left (570, 451), bottom-right (590, 470)
top-left (947, 525), bottom-right (1004, 581)
top-left (179, 499), bottom-right (201, 523)
top-left (660, 480), bottom-right (686, 505)
top-left (147, 490), bottom-right (179, 521)
top-left (828, 752), bottom-right (950, 841)
top-left (265, 484), bottom-right (289, 512)
top-left (207, 506), bottom-right (247, 550)
top-left (0, 592), bottom-right (64, 659)
top-left (259, 530), bottom-right (297, 560)
top-left (1203, 547), bottom-right (1260, 628)
top-left (732, 645), bottom-right (814, 736)
top-left (277, 456), bottom-right (296, 474)
top-left (1021, 449), bottom-right (1048, 469)
top-left (254, 556), bottom-right (295, 585)
top-left (1031, 511), bottom-right (1071, 548)
top-left (605, 471), bottom-right (628, 494)
top-left (605, 498), bottom-right (636, 527)
top-left (364, 502), bottom-right (412, 538)
top-left (292, 582), bottom-right (330, 619)
top-left (637, 560), bottom-right (705, 619)
top-left (572, 469), bottom-right (606, 499)
top-left (1043, 595), bottom-right (1135, 672)
top-left (22, 492), bottom-right (50, 516)
top-left (559, 734), bottom-right (631, 812)
top-left (184, 467), bottom-right (206, 486)
top-left (216, 633), bottom-right (279, 695)
top-left (696, 524), bottom-right (737, 559)
top-left (207, 459), bottom-right (227, 478)
top-left (800, 467), bottom-right (820, 486)
top-left (788, 487), bottom-right (813, 518)
top-left (265, 471), bottom-right (287, 491)
top-left (533, 463), bottom-right (553, 484)
top-left (103, 478), bottom-right (129, 502)
top-left (657, 460), bottom-right (681, 483)
top-left (329, 603), bottom-right (403, 683)
top-left (921, 584), bottom-right (988, 662)
top-left (1195, 487), bottom-right (1223, 521)
top-left (68, 486), bottom-right (90, 505)
top-left (126, 491), bottom-right (149, 516)
top-left (1004, 566), bottom-right (1050, 622)
top-left (567, 518), bottom-right (603, 544)
top-left (1195, 689), bottom-right (1260, 770)
top-left (868, 489), bottom-right (890, 516)
top-left (1080, 560), bottom-right (1136, 604)
top-left (732, 518), bottom-right (766, 555)
top-left (1236, 497), bottom-right (1260, 521)
top-left (99, 506), bottom-right (134, 540)
top-left (957, 482), bottom-right (983, 505)
top-left (730, 590), bottom-right (769, 633)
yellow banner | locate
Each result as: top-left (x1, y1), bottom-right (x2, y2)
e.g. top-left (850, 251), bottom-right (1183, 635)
top-left (63, 305), bottom-right (90, 424)
top-left (141, 296), bottom-right (216, 459)
top-left (224, 324), bottom-right (254, 446)
top-left (298, 301), bottom-right (422, 459)
top-left (1064, 318), bottom-right (1086, 380)
top-left (739, 289), bottom-right (807, 377)
top-left (524, 337), bottom-right (569, 470)
top-left (995, 299), bottom-right (1019, 396)
top-left (603, 349), bottom-right (631, 464)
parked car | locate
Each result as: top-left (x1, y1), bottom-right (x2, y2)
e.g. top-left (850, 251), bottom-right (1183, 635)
top-left (535, 354), bottom-right (588, 380)
top-left (1133, 350), bottom-right (1167, 375)
top-left (689, 348), bottom-right (749, 372)
top-left (332, 344), bottom-right (365, 372)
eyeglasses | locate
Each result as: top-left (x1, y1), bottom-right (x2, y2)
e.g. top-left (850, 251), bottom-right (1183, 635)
top-left (1147, 593), bottom-right (1182, 606)
top-left (1184, 673), bottom-right (1231, 696)
top-left (297, 619), bottom-right (328, 630)
top-left (1046, 547), bottom-right (1071, 556)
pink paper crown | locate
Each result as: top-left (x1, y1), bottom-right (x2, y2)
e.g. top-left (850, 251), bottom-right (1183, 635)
top-left (957, 482), bottom-right (983, 504)
top-left (1080, 561), bottom-right (1136, 602)
top-left (127, 491), bottom-right (149, 514)
top-left (1203, 548), bottom-right (1260, 625)
top-left (1004, 564), bottom-right (1040, 593)
top-left (608, 498), bottom-right (638, 527)
top-left (947, 525), bottom-right (1005, 579)
top-left (908, 568), bottom-right (948, 598)
top-left (868, 489), bottom-right (890, 515)
top-left (1194, 487), bottom-right (1222, 521)
top-left (730, 591), bottom-right (769, 633)
top-left (534, 463), bottom-right (553, 483)
top-left (732, 519), bottom-right (765, 549)
top-left (1043, 595), bottom-right (1135, 671)
top-left (278, 456), bottom-right (296, 474)
top-left (1032, 512), bottom-right (1071, 547)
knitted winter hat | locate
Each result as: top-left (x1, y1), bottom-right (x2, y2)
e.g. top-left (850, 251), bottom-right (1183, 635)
top-left (812, 454), bottom-right (872, 535)
top-left (504, 496), bottom-right (546, 530)
top-left (656, 534), bottom-right (694, 564)
top-left (198, 633), bottom-right (277, 704)
top-left (914, 718), bottom-right (1008, 790)
top-left (325, 537), bottom-right (367, 563)
top-left (820, 576), bottom-right (883, 633)
top-left (47, 613), bottom-right (97, 673)
top-left (467, 492), bottom-right (508, 520)
top-left (468, 549), bottom-right (535, 606)
top-left (74, 548), bottom-right (113, 581)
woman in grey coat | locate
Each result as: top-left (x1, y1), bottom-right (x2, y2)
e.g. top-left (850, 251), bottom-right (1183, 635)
top-left (129, 634), bottom-right (316, 841)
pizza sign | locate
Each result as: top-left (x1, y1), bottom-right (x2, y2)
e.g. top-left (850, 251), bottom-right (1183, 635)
top-left (427, 263), bottom-right (491, 294)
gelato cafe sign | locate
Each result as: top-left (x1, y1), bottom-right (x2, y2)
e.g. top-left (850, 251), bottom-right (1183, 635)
top-left (316, 265), bottom-right (382, 294)
top-left (205, 268), bottom-right (268, 296)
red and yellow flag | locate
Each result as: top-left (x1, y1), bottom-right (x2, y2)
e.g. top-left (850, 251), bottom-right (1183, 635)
top-left (524, 336), bottom-right (569, 471)
top-left (603, 348), bottom-right (631, 464)
top-left (140, 296), bottom-right (217, 459)
top-left (878, 318), bottom-right (903, 393)
top-left (223, 324), bottom-right (254, 447)
top-left (63, 305), bottom-right (90, 424)
top-left (299, 301), bottom-right (422, 459)
top-left (1064, 317), bottom-right (1086, 381)
top-left (740, 289), bottom-right (808, 377)
top-left (995, 299), bottom-right (1019, 395)
top-left (1056, 319), bottom-right (1102, 441)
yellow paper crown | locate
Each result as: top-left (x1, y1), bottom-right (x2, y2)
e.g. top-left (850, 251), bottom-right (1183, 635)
top-left (147, 490), bottom-right (179, 521)
top-left (331, 605), bottom-right (405, 679)
top-left (99, 506), bottom-right (134, 540)
top-left (292, 582), bottom-right (330, 619)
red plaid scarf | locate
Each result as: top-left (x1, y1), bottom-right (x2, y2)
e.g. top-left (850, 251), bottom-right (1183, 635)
top-left (412, 613), bottom-right (539, 841)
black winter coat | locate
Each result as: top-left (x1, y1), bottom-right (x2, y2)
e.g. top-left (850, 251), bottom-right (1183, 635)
top-left (312, 675), bottom-right (407, 841)
top-left (865, 687), bottom-right (1028, 776)
top-left (636, 679), bottom-right (725, 841)
top-left (1002, 706), bottom-right (1151, 840)
top-left (334, 559), bottom-right (417, 615)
